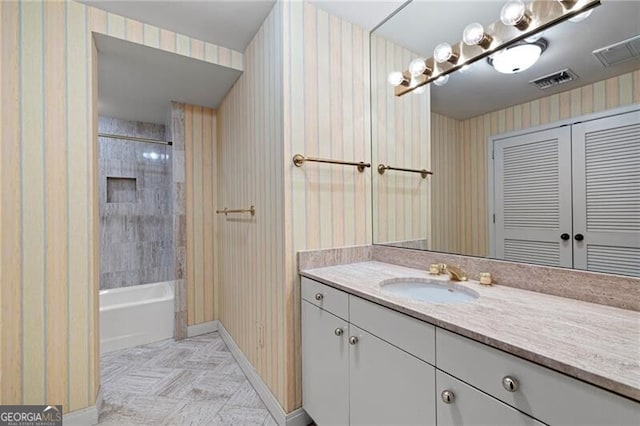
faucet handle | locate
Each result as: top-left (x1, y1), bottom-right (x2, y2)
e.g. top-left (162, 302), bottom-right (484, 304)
top-left (428, 264), bottom-right (441, 275)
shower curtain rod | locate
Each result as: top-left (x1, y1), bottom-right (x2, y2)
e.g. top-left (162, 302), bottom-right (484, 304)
top-left (98, 132), bottom-right (173, 146)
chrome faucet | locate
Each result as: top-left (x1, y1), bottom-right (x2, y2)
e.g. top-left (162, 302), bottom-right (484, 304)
top-left (439, 264), bottom-right (468, 282)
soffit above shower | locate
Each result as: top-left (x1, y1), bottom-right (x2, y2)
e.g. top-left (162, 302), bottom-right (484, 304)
top-left (96, 34), bottom-right (242, 125)
top-left (82, 0), bottom-right (276, 52)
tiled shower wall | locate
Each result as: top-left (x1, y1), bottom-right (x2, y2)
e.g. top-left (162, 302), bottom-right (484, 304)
top-left (98, 116), bottom-right (174, 290)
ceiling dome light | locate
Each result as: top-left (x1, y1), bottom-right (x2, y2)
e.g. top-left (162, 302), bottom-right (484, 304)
top-left (463, 23), bottom-right (493, 49)
top-left (388, 71), bottom-right (408, 87)
top-left (434, 43), bottom-right (458, 64)
top-left (409, 58), bottom-right (431, 77)
top-left (569, 9), bottom-right (592, 22)
top-left (433, 74), bottom-right (449, 86)
top-left (488, 40), bottom-right (546, 74)
top-left (500, 1), bottom-right (531, 30)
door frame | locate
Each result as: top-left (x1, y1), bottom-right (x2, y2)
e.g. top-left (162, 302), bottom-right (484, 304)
top-left (487, 103), bottom-right (640, 258)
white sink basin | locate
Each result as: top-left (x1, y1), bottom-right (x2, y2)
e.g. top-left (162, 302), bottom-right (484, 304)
top-left (379, 278), bottom-right (479, 304)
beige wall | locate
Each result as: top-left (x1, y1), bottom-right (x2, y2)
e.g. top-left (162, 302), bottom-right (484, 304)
top-left (216, 1), bottom-right (372, 413)
top-left (284, 2), bottom-right (372, 410)
top-left (370, 34), bottom-right (431, 246)
top-left (0, 0), bottom-right (241, 413)
top-left (217, 0), bottom-right (287, 410)
top-left (432, 70), bottom-right (640, 256)
top-left (184, 105), bottom-right (217, 325)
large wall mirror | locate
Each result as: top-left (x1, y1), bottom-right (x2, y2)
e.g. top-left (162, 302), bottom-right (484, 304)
top-left (371, 0), bottom-right (640, 277)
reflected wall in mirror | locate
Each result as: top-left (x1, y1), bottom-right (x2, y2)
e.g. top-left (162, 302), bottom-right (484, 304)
top-left (371, 0), bottom-right (640, 277)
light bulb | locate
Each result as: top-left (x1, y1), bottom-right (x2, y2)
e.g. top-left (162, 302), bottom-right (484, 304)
top-left (434, 43), bottom-right (457, 64)
top-left (387, 71), bottom-right (405, 87)
top-left (500, 0), bottom-right (531, 30)
top-left (409, 58), bottom-right (428, 77)
top-left (463, 23), bottom-right (492, 48)
top-left (569, 9), bottom-right (592, 22)
top-left (433, 75), bottom-right (449, 86)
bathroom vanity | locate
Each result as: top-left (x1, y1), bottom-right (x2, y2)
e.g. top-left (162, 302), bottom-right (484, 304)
top-left (300, 261), bottom-right (639, 426)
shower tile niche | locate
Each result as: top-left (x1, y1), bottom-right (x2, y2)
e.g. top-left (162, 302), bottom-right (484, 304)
top-left (99, 116), bottom-right (174, 290)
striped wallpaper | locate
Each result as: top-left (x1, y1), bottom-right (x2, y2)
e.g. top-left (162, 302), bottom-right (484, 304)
top-left (370, 34), bottom-right (431, 246)
top-left (183, 105), bottom-right (217, 326)
top-left (0, 0), bottom-right (242, 414)
top-left (216, 1), bottom-right (372, 413)
top-left (284, 1), bottom-right (372, 410)
top-left (431, 70), bottom-right (640, 256)
top-left (217, 0), bottom-right (287, 411)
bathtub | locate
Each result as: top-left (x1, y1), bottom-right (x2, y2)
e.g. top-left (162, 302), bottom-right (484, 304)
top-left (100, 281), bottom-right (175, 354)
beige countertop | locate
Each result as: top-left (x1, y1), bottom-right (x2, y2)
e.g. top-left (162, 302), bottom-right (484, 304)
top-left (300, 261), bottom-right (640, 402)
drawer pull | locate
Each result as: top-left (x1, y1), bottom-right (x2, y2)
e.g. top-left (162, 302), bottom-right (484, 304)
top-left (349, 336), bottom-right (359, 345)
top-left (314, 293), bottom-right (324, 301)
top-left (334, 328), bottom-right (344, 336)
top-left (441, 390), bottom-right (455, 404)
top-left (502, 376), bottom-right (519, 392)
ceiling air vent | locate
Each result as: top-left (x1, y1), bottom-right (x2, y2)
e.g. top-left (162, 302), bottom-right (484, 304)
top-left (530, 69), bottom-right (579, 90)
top-left (593, 35), bottom-right (640, 67)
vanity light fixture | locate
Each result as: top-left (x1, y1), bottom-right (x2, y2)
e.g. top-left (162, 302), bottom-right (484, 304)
top-left (434, 42), bottom-right (459, 64)
top-left (488, 39), bottom-right (547, 74)
top-left (463, 23), bottom-right (493, 49)
top-left (500, 0), bottom-right (532, 31)
top-left (389, 0), bottom-right (601, 96)
top-left (388, 71), bottom-right (410, 87)
top-left (409, 58), bottom-right (432, 77)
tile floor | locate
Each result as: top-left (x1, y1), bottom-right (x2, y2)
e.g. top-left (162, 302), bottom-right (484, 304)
top-left (99, 332), bottom-right (277, 425)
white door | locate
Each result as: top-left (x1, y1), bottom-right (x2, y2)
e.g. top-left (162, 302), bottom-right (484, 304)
top-left (494, 126), bottom-right (573, 267)
top-left (302, 301), bottom-right (349, 426)
top-left (349, 325), bottom-right (436, 426)
top-left (572, 110), bottom-right (640, 277)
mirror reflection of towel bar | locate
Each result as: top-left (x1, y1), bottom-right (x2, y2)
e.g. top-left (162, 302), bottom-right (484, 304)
top-left (378, 164), bottom-right (433, 179)
top-left (216, 206), bottom-right (256, 216)
top-left (292, 154), bottom-right (371, 172)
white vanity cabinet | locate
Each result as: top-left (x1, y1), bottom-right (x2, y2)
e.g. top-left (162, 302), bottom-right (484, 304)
top-left (302, 277), bottom-right (436, 426)
top-left (301, 277), bottom-right (639, 426)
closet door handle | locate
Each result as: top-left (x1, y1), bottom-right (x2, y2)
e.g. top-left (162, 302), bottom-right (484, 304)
top-left (560, 233), bottom-right (570, 240)
top-left (574, 233), bottom-right (584, 241)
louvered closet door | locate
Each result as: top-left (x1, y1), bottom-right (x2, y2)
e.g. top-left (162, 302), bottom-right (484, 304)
top-left (494, 127), bottom-right (573, 267)
top-left (572, 110), bottom-right (640, 277)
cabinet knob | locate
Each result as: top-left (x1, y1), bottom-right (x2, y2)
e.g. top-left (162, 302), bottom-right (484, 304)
top-left (349, 336), bottom-right (359, 345)
top-left (560, 233), bottom-right (570, 241)
top-left (314, 293), bottom-right (324, 301)
top-left (502, 376), bottom-right (519, 392)
top-left (574, 233), bottom-right (584, 241)
top-left (441, 390), bottom-right (455, 404)
top-left (334, 328), bottom-right (343, 336)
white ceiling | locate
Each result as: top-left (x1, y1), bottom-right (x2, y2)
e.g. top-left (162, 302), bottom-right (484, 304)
top-left (83, 0), bottom-right (276, 51)
top-left (310, 0), bottom-right (406, 30)
top-left (96, 34), bottom-right (242, 124)
top-left (374, 0), bottom-right (640, 119)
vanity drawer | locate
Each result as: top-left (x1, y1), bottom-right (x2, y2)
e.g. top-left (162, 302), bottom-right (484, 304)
top-left (436, 328), bottom-right (640, 425)
top-left (436, 370), bottom-right (543, 426)
top-left (349, 295), bottom-right (435, 365)
top-left (301, 277), bottom-right (348, 320)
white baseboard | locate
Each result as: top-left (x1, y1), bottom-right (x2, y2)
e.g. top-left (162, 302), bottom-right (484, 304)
top-left (218, 323), bottom-right (311, 426)
top-left (187, 320), bottom-right (219, 337)
top-left (63, 386), bottom-right (103, 426)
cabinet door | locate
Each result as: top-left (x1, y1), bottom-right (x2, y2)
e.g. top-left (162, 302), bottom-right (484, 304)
top-left (302, 301), bottom-right (349, 426)
top-left (493, 126), bottom-right (573, 267)
top-left (436, 370), bottom-right (543, 426)
top-left (349, 325), bottom-right (436, 426)
top-left (572, 110), bottom-right (640, 277)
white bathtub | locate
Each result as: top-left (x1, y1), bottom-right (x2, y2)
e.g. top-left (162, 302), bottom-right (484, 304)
top-left (100, 281), bottom-right (175, 354)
